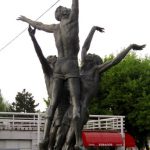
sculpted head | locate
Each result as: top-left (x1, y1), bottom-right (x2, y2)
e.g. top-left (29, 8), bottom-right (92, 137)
top-left (55, 6), bottom-right (71, 21)
top-left (86, 53), bottom-right (103, 64)
top-left (46, 55), bottom-right (57, 68)
top-left (82, 53), bottom-right (103, 70)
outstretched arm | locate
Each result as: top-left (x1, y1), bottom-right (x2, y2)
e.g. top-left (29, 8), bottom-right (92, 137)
top-left (28, 26), bottom-right (52, 76)
top-left (17, 16), bottom-right (57, 33)
top-left (97, 44), bottom-right (146, 73)
top-left (81, 26), bottom-right (104, 64)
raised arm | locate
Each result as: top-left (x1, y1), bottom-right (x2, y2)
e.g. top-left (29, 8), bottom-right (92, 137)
top-left (17, 16), bottom-right (57, 33)
top-left (97, 44), bottom-right (146, 73)
top-left (81, 26), bottom-right (104, 64)
top-left (28, 26), bottom-right (52, 76)
top-left (69, 0), bottom-right (79, 21)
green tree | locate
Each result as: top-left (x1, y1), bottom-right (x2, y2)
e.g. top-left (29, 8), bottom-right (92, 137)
top-left (89, 53), bottom-right (150, 150)
top-left (0, 90), bottom-right (10, 111)
top-left (11, 89), bottom-right (39, 113)
top-left (43, 97), bottom-right (51, 108)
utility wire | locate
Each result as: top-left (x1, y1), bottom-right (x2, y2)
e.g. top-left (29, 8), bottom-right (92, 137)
top-left (36, 0), bottom-right (61, 21)
top-left (0, 0), bottom-right (61, 52)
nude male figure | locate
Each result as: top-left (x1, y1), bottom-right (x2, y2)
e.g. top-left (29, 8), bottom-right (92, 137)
top-left (17, 0), bottom-right (82, 148)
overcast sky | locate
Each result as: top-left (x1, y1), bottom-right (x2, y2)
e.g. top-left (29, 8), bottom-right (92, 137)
top-left (0, 0), bottom-right (150, 111)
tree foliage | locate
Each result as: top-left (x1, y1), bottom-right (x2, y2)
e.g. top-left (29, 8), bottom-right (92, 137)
top-left (89, 53), bottom-right (150, 149)
top-left (43, 97), bottom-right (51, 108)
top-left (11, 89), bottom-right (39, 113)
top-left (0, 90), bottom-right (10, 111)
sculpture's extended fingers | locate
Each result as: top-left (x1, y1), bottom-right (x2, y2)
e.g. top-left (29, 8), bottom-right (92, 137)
top-left (141, 44), bottom-right (146, 49)
top-left (96, 27), bottom-right (105, 32)
top-left (138, 45), bottom-right (146, 50)
top-left (133, 44), bottom-right (146, 50)
top-left (16, 16), bottom-right (21, 20)
top-left (17, 15), bottom-right (26, 21)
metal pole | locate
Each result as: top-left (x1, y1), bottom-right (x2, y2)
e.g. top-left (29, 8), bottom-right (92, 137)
top-left (13, 114), bottom-right (14, 129)
top-left (37, 113), bottom-right (40, 144)
top-left (121, 116), bottom-right (125, 150)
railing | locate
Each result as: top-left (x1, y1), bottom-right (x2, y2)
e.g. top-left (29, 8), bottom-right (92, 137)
top-left (0, 112), bottom-right (125, 143)
top-left (84, 115), bottom-right (125, 131)
top-left (0, 112), bottom-right (45, 130)
top-left (84, 115), bottom-right (125, 138)
top-left (0, 112), bottom-right (45, 144)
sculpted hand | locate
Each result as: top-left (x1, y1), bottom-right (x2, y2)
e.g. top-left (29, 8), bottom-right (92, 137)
top-left (94, 26), bottom-right (105, 32)
top-left (17, 15), bottom-right (28, 22)
top-left (28, 25), bottom-right (36, 37)
top-left (131, 44), bottom-right (146, 51)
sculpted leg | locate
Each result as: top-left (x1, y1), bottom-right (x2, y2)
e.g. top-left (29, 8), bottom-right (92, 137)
top-left (49, 78), bottom-right (64, 125)
top-left (54, 124), bottom-right (70, 150)
top-left (64, 95), bottom-right (90, 149)
top-left (54, 106), bottom-right (72, 150)
top-left (64, 122), bottom-right (76, 150)
top-left (48, 121), bottom-right (60, 150)
top-left (68, 78), bottom-right (83, 149)
top-left (40, 79), bottom-right (63, 150)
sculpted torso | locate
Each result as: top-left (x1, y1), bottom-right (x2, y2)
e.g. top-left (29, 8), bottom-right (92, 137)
top-left (54, 19), bottom-right (79, 58)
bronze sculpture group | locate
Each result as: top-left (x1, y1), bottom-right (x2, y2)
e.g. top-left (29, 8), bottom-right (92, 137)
top-left (17, 0), bottom-right (145, 149)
